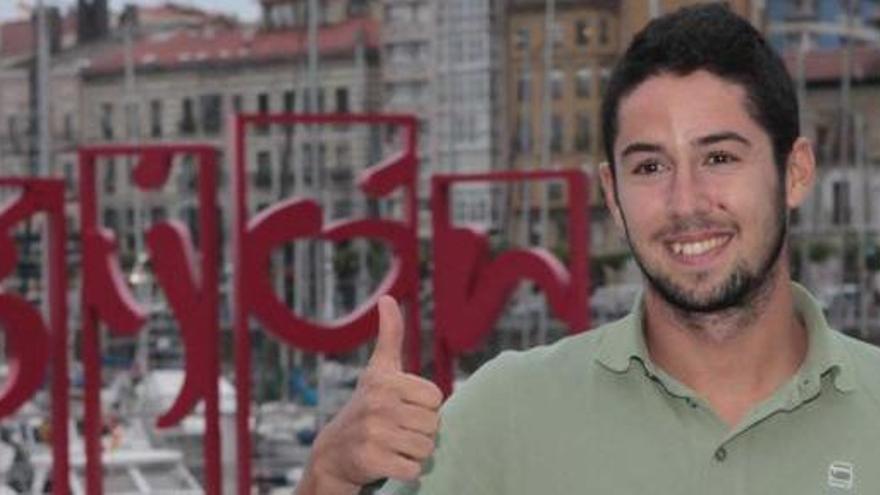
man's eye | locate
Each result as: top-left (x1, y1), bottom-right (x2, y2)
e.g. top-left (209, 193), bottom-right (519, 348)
top-left (633, 160), bottom-right (665, 175)
top-left (706, 151), bottom-right (738, 165)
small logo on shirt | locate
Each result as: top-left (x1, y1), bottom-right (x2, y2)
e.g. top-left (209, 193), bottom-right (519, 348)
top-left (828, 461), bottom-right (854, 490)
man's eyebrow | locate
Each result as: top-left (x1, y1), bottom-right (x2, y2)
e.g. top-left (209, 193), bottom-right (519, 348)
top-left (621, 142), bottom-right (664, 158)
top-left (694, 131), bottom-right (752, 147)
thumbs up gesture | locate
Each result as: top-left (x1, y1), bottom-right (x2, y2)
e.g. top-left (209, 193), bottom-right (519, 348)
top-left (297, 296), bottom-right (443, 495)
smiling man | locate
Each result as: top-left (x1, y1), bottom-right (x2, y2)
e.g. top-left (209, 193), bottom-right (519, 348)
top-left (296, 4), bottom-right (880, 494)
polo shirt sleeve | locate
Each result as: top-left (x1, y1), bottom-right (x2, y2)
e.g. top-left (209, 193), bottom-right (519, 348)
top-left (380, 351), bottom-right (519, 495)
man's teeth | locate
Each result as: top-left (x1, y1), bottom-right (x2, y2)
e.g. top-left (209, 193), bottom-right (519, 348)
top-left (670, 236), bottom-right (727, 256)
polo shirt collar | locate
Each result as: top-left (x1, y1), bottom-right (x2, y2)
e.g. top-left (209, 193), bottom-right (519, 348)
top-left (791, 282), bottom-right (856, 393)
top-left (595, 282), bottom-right (856, 393)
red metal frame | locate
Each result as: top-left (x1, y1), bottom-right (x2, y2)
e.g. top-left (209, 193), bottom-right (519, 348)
top-left (233, 112), bottom-right (420, 495)
top-left (78, 145), bottom-right (221, 495)
top-left (0, 179), bottom-right (69, 494)
top-left (431, 170), bottom-right (590, 395)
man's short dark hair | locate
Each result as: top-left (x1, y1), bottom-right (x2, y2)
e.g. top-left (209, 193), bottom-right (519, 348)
top-left (600, 3), bottom-right (799, 176)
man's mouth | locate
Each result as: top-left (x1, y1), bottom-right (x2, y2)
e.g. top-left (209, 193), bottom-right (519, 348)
top-left (666, 234), bottom-right (733, 258)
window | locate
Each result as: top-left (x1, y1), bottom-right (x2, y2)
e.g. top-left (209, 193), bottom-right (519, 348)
top-left (232, 94), bottom-right (243, 113)
top-left (599, 67), bottom-right (611, 97)
top-left (256, 92), bottom-right (270, 134)
top-left (100, 103), bottom-right (114, 140)
top-left (179, 98), bottom-right (196, 135)
top-left (258, 93), bottom-right (270, 114)
top-left (333, 200), bottom-right (352, 218)
top-left (330, 165), bottom-right (353, 187)
top-left (7, 115), bottom-right (20, 151)
top-left (335, 87), bottom-right (349, 113)
top-left (201, 94), bottom-right (223, 134)
top-left (150, 100), bottom-right (162, 138)
top-left (103, 159), bottom-right (116, 194)
top-left (450, 38), bottom-right (465, 64)
top-left (815, 124), bottom-right (830, 159)
top-left (348, 0), bottom-right (368, 16)
top-left (268, 4), bottom-right (295, 29)
top-left (124, 101), bottom-right (139, 139)
top-left (302, 88), bottom-right (318, 113)
top-left (385, 4), bottom-right (412, 23)
top-left (832, 181), bottom-right (851, 225)
top-left (576, 20), bottom-right (591, 46)
top-left (255, 151), bottom-right (272, 189)
top-left (550, 114), bottom-right (563, 153)
top-left (415, 4), bottom-right (429, 23)
top-left (150, 207), bottom-right (167, 223)
top-left (792, 0), bottom-right (818, 16)
top-left (317, 88), bottom-right (326, 113)
top-left (103, 208), bottom-right (118, 230)
top-left (575, 113), bottom-right (591, 152)
top-left (549, 183), bottom-right (564, 201)
top-left (550, 21), bottom-right (564, 46)
top-left (517, 73), bottom-right (531, 102)
top-left (598, 17), bottom-right (609, 45)
top-left (514, 117), bottom-right (532, 154)
top-left (177, 155), bottom-right (196, 193)
top-left (63, 162), bottom-right (75, 191)
top-left (283, 90), bottom-right (296, 112)
top-left (63, 112), bottom-right (74, 140)
top-left (302, 143), bottom-right (313, 186)
top-left (317, 144), bottom-right (326, 171)
top-left (515, 28), bottom-right (529, 50)
top-left (336, 143), bottom-right (351, 168)
top-left (550, 70), bottom-right (564, 100)
top-left (576, 68), bottom-right (592, 98)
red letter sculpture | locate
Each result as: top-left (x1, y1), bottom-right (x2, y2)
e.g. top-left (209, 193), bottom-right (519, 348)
top-left (79, 145), bottom-right (221, 495)
top-left (233, 113), bottom-right (420, 495)
top-left (0, 178), bottom-right (69, 494)
top-left (431, 170), bottom-right (590, 395)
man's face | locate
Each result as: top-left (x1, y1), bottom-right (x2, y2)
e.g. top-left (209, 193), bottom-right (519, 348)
top-left (600, 71), bottom-right (793, 313)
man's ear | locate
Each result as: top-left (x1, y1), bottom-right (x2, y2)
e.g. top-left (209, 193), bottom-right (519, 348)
top-left (785, 137), bottom-right (816, 209)
top-left (599, 161), bottom-right (625, 232)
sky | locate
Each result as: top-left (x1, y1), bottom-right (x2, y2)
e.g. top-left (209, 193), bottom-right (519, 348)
top-left (0, 0), bottom-right (260, 23)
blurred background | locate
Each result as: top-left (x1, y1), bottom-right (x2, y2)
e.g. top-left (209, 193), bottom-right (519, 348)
top-left (0, 0), bottom-right (878, 492)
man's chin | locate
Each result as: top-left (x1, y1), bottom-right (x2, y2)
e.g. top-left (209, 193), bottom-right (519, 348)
top-left (646, 274), bottom-right (752, 314)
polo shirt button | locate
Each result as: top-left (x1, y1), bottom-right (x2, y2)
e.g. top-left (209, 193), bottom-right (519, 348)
top-left (685, 398), bottom-right (698, 409)
top-left (714, 447), bottom-right (727, 462)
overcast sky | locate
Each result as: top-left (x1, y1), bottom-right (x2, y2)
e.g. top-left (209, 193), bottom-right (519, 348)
top-left (0, 0), bottom-right (260, 23)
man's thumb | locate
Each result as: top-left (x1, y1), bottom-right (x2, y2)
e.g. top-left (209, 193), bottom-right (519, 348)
top-left (369, 295), bottom-right (404, 370)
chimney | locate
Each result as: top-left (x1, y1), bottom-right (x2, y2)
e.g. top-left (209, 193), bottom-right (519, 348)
top-left (78, 0), bottom-right (109, 44)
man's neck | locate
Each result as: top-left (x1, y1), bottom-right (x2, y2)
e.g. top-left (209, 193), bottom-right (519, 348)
top-left (642, 270), bottom-right (808, 428)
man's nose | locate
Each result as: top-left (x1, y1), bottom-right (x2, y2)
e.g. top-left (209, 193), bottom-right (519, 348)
top-left (667, 166), bottom-right (709, 217)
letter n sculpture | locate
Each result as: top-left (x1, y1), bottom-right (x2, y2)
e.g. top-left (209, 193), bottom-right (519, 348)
top-left (431, 170), bottom-right (590, 395)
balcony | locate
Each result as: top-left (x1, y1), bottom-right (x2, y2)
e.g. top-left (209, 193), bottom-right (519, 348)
top-left (382, 62), bottom-right (431, 83)
top-left (382, 22), bottom-right (432, 43)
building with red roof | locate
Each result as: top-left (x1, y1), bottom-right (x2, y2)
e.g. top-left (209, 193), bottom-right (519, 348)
top-left (86, 16), bottom-right (379, 77)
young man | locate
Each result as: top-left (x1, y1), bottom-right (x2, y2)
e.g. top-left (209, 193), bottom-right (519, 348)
top-left (298, 4), bottom-right (880, 494)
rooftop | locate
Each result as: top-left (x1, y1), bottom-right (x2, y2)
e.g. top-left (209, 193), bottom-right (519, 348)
top-left (87, 17), bottom-right (378, 76)
top-left (784, 46), bottom-right (880, 83)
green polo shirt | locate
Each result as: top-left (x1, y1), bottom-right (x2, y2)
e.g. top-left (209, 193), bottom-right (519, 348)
top-left (383, 283), bottom-right (880, 494)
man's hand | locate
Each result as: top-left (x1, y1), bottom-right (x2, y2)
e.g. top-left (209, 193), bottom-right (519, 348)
top-left (296, 296), bottom-right (443, 495)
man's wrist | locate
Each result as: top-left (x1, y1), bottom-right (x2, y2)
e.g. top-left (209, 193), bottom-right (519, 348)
top-left (295, 455), bottom-right (361, 495)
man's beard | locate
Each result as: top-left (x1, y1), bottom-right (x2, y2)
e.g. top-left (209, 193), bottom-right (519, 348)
top-left (622, 194), bottom-right (788, 314)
